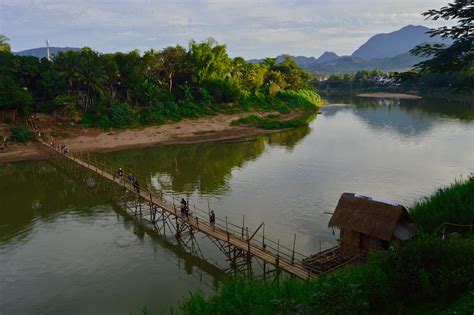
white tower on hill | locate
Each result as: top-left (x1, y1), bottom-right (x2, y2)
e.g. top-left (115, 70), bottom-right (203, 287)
top-left (46, 40), bottom-right (51, 61)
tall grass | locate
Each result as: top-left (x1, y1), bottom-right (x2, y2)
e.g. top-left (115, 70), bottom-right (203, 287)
top-left (410, 175), bottom-right (474, 234)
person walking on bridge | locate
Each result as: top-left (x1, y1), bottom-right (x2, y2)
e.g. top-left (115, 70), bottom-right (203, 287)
top-left (209, 210), bottom-right (215, 230)
top-left (118, 168), bottom-right (123, 182)
top-left (134, 179), bottom-right (140, 194)
top-left (127, 173), bottom-right (135, 187)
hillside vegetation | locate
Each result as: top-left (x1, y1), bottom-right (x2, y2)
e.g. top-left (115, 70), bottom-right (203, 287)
top-left (0, 39), bottom-right (320, 130)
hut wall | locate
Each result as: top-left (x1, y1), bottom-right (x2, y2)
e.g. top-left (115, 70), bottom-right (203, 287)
top-left (340, 229), bottom-right (359, 257)
top-left (367, 236), bottom-right (384, 251)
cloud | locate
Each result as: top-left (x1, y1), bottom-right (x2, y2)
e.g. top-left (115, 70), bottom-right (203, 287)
top-left (0, 0), bottom-right (450, 58)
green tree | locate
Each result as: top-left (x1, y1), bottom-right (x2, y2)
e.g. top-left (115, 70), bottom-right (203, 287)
top-left (76, 48), bottom-right (107, 111)
top-left (0, 35), bottom-right (10, 53)
top-left (189, 38), bottom-right (231, 83)
top-left (145, 45), bottom-right (192, 94)
top-left (411, 0), bottom-right (473, 90)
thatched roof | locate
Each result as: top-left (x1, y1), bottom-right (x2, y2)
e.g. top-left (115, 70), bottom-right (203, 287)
top-left (328, 193), bottom-right (413, 241)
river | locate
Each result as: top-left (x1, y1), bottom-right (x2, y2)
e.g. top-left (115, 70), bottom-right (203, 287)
top-left (1, 96), bottom-right (473, 314)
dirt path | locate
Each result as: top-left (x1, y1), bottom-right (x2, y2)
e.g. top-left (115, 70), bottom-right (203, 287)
top-left (0, 113), bottom-right (277, 163)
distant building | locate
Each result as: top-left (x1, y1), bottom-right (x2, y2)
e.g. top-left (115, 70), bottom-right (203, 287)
top-left (372, 76), bottom-right (394, 85)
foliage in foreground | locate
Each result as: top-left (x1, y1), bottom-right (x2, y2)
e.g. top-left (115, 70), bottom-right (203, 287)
top-left (410, 175), bottom-right (474, 234)
top-left (180, 178), bottom-right (474, 314)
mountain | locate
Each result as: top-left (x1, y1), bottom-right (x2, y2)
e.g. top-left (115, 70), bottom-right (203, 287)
top-left (306, 52), bottom-right (426, 74)
top-left (248, 51), bottom-right (338, 67)
top-left (14, 47), bottom-right (81, 59)
top-left (316, 51), bottom-right (339, 63)
top-left (247, 55), bottom-right (317, 67)
top-left (352, 25), bottom-right (449, 59)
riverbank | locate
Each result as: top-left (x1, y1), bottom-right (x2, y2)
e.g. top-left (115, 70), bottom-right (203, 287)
top-left (0, 112), bottom-right (292, 163)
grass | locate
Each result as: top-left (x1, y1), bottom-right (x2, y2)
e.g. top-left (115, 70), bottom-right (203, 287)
top-left (410, 176), bottom-right (474, 234)
top-left (179, 177), bottom-right (474, 315)
top-left (231, 111), bottom-right (317, 130)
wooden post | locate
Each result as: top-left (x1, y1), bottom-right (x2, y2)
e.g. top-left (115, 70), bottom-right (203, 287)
top-left (226, 216), bottom-right (229, 241)
top-left (242, 215), bottom-right (245, 238)
top-left (262, 223), bottom-right (266, 249)
top-left (196, 217), bottom-right (199, 229)
top-left (291, 233), bottom-right (296, 264)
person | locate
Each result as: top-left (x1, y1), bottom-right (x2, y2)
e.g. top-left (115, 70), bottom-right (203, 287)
top-left (127, 173), bottom-right (135, 190)
top-left (118, 168), bottom-right (123, 182)
top-left (209, 210), bottom-right (215, 226)
top-left (63, 145), bottom-right (69, 156)
top-left (180, 198), bottom-right (189, 218)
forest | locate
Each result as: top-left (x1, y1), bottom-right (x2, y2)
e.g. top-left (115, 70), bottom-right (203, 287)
top-left (0, 38), bottom-right (320, 130)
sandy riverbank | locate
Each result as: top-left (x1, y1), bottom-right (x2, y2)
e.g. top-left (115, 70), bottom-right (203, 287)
top-left (357, 92), bottom-right (422, 100)
top-left (0, 113), bottom-right (279, 163)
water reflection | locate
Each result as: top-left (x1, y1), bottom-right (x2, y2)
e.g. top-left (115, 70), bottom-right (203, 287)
top-left (322, 96), bottom-right (473, 139)
top-left (0, 161), bottom-right (116, 243)
top-left (99, 125), bottom-right (313, 196)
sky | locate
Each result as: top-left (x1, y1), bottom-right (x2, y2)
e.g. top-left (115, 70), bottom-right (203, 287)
top-left (0, 0), bottom-right (450, 59)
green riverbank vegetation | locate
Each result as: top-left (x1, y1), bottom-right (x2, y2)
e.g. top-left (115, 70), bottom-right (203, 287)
top-left (0, 38), bottom-right (320, 131)
top-left (179, 176), bottom-right (474, 315)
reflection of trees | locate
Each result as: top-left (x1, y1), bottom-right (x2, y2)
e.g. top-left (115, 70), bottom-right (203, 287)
top-left (103, 124), bottom-right (314, 195)
top-left (266, 126), bottom-right (311, 151)
top-left (322, 96), bottom-right (473, 138)
top-left (325, 96), bottom-right (473, 121)
top-left (103, 139), bottom-right (266, 195)
top-left (0, 161), bottom-right (115, 243)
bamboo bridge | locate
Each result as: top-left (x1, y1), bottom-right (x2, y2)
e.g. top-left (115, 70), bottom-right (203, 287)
top-left (29, 119), bottom-right (351, 280)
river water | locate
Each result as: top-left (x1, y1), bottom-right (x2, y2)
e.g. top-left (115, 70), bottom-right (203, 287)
top-left (1, 96), bottom-right (473, 314)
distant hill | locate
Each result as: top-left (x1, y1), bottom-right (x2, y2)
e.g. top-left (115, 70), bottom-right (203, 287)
top-left (306, 52), bottom-right (426, 74)
top-left (316, 51), bottom-right (339, 63)
top-left (247, 25), bottom-right (447, 74)
top-left (351, 25), bottom-right (449, 59)
top-left (14, 47), bottom-right (81, 59)
top-left (248, 51), bottom-right (338, 67)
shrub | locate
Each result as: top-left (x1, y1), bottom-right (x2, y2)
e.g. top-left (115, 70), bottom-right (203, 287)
top-left (10, 124), bottom-right (33, 142)
top-left (277, 89), bottom-right (321, 109)
top-left (107, 102), bottom-right (136, 129)
top-left (204, 79), bottom-right (242, 103)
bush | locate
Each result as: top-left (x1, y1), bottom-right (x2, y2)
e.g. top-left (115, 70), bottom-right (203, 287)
top-left (204, 79), bottom-right (242, 103)
top-left (10, 124), bottom-right (33, 142)
top-left (277, 89), bottom-right (321, 110)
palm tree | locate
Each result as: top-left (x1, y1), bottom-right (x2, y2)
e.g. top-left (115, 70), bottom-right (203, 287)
top-left (0, 35), bottom-right (11, 52)
top-left (54, 50), bottom-right (81, 92)
top-left (77, 49), bottom-right (107, 112)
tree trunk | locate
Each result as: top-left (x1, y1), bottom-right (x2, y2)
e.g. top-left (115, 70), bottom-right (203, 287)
top-left (168, 71), bottom-right (173, 94)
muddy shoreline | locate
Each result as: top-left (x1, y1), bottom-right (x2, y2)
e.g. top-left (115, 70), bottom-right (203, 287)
top-left (0, 113), bottom-right (282, 164)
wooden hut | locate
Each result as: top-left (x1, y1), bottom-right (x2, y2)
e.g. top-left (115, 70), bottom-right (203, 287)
top-left (328, 192), bottom-right (415, 257)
